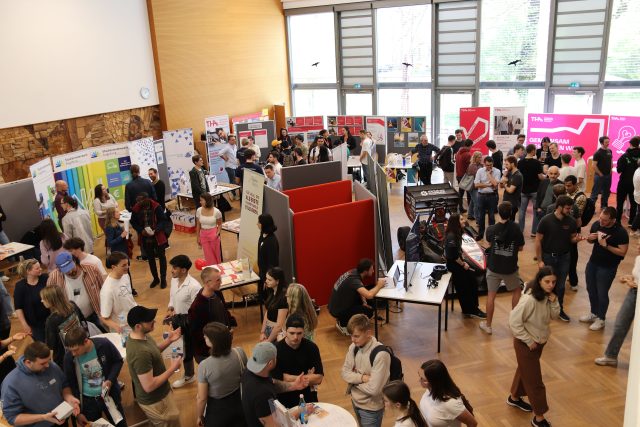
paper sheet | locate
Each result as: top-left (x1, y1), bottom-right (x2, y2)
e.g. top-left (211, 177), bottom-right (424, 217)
top-left (253, 129), bottom-right (268, 148)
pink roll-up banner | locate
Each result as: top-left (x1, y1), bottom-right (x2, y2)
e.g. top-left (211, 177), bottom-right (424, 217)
top-left (608, 115), bottom-right (640, 192)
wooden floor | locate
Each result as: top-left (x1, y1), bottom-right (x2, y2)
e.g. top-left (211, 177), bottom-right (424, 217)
top-left (1, 182), bottom-right (632, 427)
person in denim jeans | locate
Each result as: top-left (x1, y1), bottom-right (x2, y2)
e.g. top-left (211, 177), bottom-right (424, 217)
top-left (581, 207), bottom-right (629, 331)
top-left (535, 195), bottom-right (584, 322)
top-left (518, 145), bottom-right (545, 236)
top-left (590, 136), bottom-right (613, 209)
top-left (474, 156), bottom-right (501, 240)
top-left (595, 250), bottom-right (639, 367)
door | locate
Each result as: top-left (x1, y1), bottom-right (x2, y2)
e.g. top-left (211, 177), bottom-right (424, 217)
top-left (437, 92), bottom-right (472, 146)
top-left (344, 91), bottom-right (373, 116)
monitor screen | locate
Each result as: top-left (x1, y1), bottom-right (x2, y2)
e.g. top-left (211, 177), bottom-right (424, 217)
top-left (404, 261), bottom-right (418, 291)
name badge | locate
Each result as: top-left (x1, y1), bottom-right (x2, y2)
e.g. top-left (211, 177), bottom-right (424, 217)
top-left (49, 378), bottom-right (56, 385)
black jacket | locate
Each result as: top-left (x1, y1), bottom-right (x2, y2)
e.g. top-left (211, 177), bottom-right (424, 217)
top-left (189, 167), bottom-right (209, 202)
top-left (125, 177), bottom-right (156, 211)
top-left (617, 147), bottom-right (640, 187)
top-left (535, 178), bottom-right (561, 210)
top-left (258, 233), bottom-right (279, 281)
top-left (153, 179), bottom-right (167, 209)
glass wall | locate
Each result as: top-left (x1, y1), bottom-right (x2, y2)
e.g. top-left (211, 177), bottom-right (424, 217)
top-left (602, 89), bottom-right (640, 115)
top-left (288, 13), bottom-right (337, 84)
top-left (605, 0), bottom-right (640, 81)
top-left (479, 89), bottom-right (545, 113)
top-left (293, 89), bottom-right (339, 116)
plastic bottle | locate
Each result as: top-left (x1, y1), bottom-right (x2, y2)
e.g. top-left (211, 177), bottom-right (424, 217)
top-left (118, 313), bottom-right (130, 348)
top-left (298, 394), bottom-right (307, 424)
top-left (402, 155), bottom-right (406, 167)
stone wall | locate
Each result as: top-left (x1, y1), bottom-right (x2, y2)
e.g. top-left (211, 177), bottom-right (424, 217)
top-left (0, 106), bottom-right (162, 183)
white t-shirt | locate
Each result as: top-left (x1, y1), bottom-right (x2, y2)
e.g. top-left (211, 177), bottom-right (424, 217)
top-left (196, 207), bottom-right (222, 230)
top-left (558, 165), bottom-right (576, 182)
top-left (219, 144), bottom-right (239, 169)
top-left (100, 274), bottom-right (137, 327)
top-left (394, 417), bottom-right (418, 427)
top-left (361, 137), bottom-right (374, 162)
top-left (169, 274), bottom-right (202, 314)
top-left (65, 272), bottom-right (93, 317)
top-left (270, 162), bottom-right (282, 175)
top-left (574, 158), bottom-right (587, 191)
top-left (633, 168), bottom-right (640, 204)
top-left (249, 144), bottom-right (261, 159)
top-left (419, 391), bottom-right (465, 427)
top-left (80, 254), bottom-right (107, 278)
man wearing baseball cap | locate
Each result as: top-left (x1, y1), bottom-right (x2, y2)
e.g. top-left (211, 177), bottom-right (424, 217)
top-left (126, 305), bottom-right (183, 427)
top-left (241, 342), bottom-right (310, 427)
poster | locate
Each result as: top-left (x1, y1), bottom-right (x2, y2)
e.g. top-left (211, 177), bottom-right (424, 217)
top-left (206, 142), bottom-right (229, 184)
top-left (327, 116), bottom-right (364, 136)
top-left (53, 143), bottom-right (130, 236)
top-left (286, 116), bottom-right (324, 144)
top-left (253, 129), bottom-right (268, 148)
top-left (609, 115), bottom-right (640, 191)
top-left (128, 137), bottom-right (157, 180)
top-left (526, 113), bottom-right (609, 161)
top-left (204, 115), bottom-right (230, 143)
top-left (408, 133), bottom-right (419, 147)
top-left (365, 116), bottom-right (386, 146)
top-left (237, 169), bottom-right (265, 264)
top-left (493, 107), bottom-right (525, 155)
top-left (460, 107), bottom-right (491, 154)
top-left (163, 128), bottom-right (195, 197)
top-left (29, 158), bottom-right (56, 222)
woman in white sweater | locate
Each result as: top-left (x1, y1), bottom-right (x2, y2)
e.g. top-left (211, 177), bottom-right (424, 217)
top-left (93, 184), bottom-right (118, 232)
top-left (507, 266), bottom-right (560, 427)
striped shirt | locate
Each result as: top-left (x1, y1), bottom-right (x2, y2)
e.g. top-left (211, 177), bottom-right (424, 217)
top-left (47, 264), bottom-right (103, 316)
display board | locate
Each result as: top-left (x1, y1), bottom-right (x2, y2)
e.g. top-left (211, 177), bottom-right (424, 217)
top-left (53, 143), bottom-right (130, 236)
top-left (0, 178), bottom-right (43, 242)
top-left (263, 187), bottom-right (295, 284)
top-left (609, 115), bottom-right (640, 192)
top-left (366, 116), bottom-right (387, 163)
top-left (206, 142), bottom-right (230, 185)
top-left (163, 128), bottom-right (195, 197)
top-left (234, 120), bottom-right (276, 162)
top-left (460, 107), bottom-right (491, 154)
top-left (29, 158), bottom-right (56, 222)
top-left (280, 161), bottom-right (342, 191)
top-left (128, 137), bottom-right (157, 181)
top-left (286, 116), bottom-right (324, 144)
top-left (385, 116), bottom-right (427, 156)
top-left (204, 115), bottom-right (231, 143)
top-left (237, 169), bottom-right (265, 265)
top-left (492, 107), bottom-right (525, 155)
top-left (327, 115), bottom-right (363, 154)
top-left (375, 161), bottom-right (393, 271)
top-left (152, 139), bottom-right (171, 203)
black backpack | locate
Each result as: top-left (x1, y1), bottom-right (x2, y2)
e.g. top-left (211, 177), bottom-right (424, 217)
top-left (354, 344), bottom-right (404, 381)
top-left (576, 192), bottom-right (596, 225)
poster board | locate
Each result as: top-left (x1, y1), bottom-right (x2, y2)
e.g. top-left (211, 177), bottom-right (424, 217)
top-left (0, 178), bottom-right (43, 242)
top-left (204, 115), bottom-right (230, 143)
top-left (29, 158), bottom-right (56, 222)
top-left (327, 115), bottom-right (364, 153)
top-left (460, 107), bottom-right (491, 154)
top-left (492, 107), bottom-right (525, 155)
top-left (286, 116), bottom-right (324, 144)
top-left (152, 139), bottom-right (171, 203)
top-left (237, 169), bottom-right (265, 265)
top-left (128, 137), bottom-right (157, 181)
top-left (53, 143), bottom-right (130, 236)
top-left (609, 115), bottom-right (640, 192)
top-left (366, 116), bottom-right (387, 163)
top-left (234, 120), bottom-right (276, 162)
top-left (163, 128), bottom-right (195, 197)
top-left (385, 116), bottom-right (427, 156)
top-left (332, 144), bottom-right (349, 181)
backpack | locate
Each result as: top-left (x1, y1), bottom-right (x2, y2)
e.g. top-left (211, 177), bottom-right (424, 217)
top-left (435, 146), bottom-right (453, 170)
top-left (576, 192), bottom-right (596, 225)
top-left (353, 344), bottom-right (404, 381)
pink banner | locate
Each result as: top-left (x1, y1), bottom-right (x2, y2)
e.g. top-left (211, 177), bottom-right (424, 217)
top-left (609, 115), bottom-right (640, 191)
top-left (526, 113), bottom-right (609, 161)
top-left (460, 107), bottom-right (491, 154)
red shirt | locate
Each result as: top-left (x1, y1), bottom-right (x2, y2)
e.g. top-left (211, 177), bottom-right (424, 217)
top-left (455, 147), bottom-right (471, 177)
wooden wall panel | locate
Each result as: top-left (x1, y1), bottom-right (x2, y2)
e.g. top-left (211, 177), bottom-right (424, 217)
top-left (148, 0), bottom-right (291, 138)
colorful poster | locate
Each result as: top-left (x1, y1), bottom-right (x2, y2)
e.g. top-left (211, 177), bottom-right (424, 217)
top-left (163, 128), bottom-right (195, 197)
top-left (526, 113), bottom-right (609, 161)
top-left (206, 142), bottom-right (229, 184)
top-left (327, 116), bottom-right (364, 136)
top-left (286, 116), bottom-right (325, 144)
top-left (460, 107), bottom-right (491, 154)
top-left (204, 115), bottom-right (230, 143)
top-left (237, 169), bottom-right (265, 264)
top-left (53, 143), bottom-right (130, 236)
top-left (29, 158), bottom-right (56, 222)
top-left (387, 117), bottom-right (398, 131)
top-left (365, 116), bottom-right (386, 146)
top-left (128, 137), bottom-right (157, 180)
top-left (414, 117), bottom-right (426, 132)
top-left (493, 107), bottom-right (525, 155)
top-left (609, 115), bottom-right (640, 191)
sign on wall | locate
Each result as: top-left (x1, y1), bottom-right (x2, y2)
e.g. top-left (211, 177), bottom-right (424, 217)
top-left (286, 116), bottom-right (325, 144)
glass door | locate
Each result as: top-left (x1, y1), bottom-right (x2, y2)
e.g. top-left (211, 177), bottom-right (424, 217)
top-left (345, 92), bottom-right (373, 116)
top-left (550, 90), bottom-right (594, 114)
top-left (438, 92), bottom-right (472, 146)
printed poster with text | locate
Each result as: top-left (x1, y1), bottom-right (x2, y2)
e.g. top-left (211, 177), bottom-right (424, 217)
top-left (460, 107), bottom-right (491, 154)
top-left (237, 169), bottom-right (265, 265)
top-left (163, 128), bottom-right (194, 197)
top-left (608, 115), bottom-right (640, 191)
top-left (204, 115), bottom-right (230, 143)
top-left (365, 116), bottom-right (387, 146)
top-left (286, 116), bottom-right (324, 144)
top-left (526, 113), bottom-right (609, 161)
top-left (29, 158), bottom-right (57, 223)
top-left (128, 137), bottom-right (157, 181)
top-left (493, 107), bottom-right (525, 155)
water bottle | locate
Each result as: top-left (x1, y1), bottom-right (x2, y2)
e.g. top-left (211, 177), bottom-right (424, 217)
top-left (298, 394), bottom-right (307, 424)
top-left (118, 313), bottom-right (130, 348)
top-left (402, 156), bottom-right (406, 167)
top-left (171, 346), bottom-right (181, 372)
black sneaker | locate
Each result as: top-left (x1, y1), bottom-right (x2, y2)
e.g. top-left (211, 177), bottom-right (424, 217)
top-left (559, 311), bottom-right (570, 322)
top-left (465, 310), bottom-right (487, 319)
top-left (136, 255), bottom-right (148, 262)
top-left (531, 416), bottom-right (552, 427)
top-left (150, 279), bottom-right (160, 288)
top-left (507, 396), bottom-right (532, 412)
top-left (131, 288), bottom-right (138, 297)
top-left (160, 281), bottom-right (167, 289)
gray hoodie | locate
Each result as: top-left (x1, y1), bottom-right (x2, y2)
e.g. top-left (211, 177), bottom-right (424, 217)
top-left (1, 356), bottom-right (68, 427)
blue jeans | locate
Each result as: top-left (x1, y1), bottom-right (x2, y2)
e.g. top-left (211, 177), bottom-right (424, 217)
top-left (585, 262), bottom-right (618, 320)
top-left (519, 192), bottom-right (540, 234)
top-left (469, 189), bottom-right (479, 219)
top-left (476, 193), bottom-right (498, 238)
top-left (352, 404), bottom-right (384, 427)
top-left (590, 174), bottom-right (611, 208)
top-left (605, 288), bottom-right (636, 358)
top-left (541, 252), bottom-right (570, 309)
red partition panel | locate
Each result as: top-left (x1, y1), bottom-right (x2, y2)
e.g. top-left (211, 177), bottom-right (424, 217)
top-left (284, 180), bottom-right (352, 213)
top-left (292, 199), bottom-right (376, 306)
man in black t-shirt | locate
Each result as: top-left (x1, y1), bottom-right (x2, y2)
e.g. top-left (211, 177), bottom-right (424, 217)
top-left (480, 202), bottom-right (525, 335)
top-left (590, 136), bottom-right (613, 208)
top-left (536, 195), bottom-right (584, 322)
top-left (500, 155), bottom-right (523, 221)
top-left (272, 315), bottom-right (324, 407)
top-left (518, 144), bottom-right (545, 236)
top-left (235, 149), bottom-right (264, 185)
top-left (581, 207), bottom-right (629, 331)
top-left (328, 259), bottom-right (386, 333)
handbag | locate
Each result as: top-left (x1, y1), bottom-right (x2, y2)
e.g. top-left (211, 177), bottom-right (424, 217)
top-left (459, 173), bottom-right (475, 192)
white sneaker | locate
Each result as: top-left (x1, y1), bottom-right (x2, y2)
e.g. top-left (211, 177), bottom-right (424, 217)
top-left (579, 313), bottom-right (597, 323)
top-left (589, 318), bottom-right (605, 331)
top-left (570, 285), bottom-right (578, 292)
top-left (172, 375), bottom-right (195, 388)
top-left (479, 321), bottom-right (492, 335)
top-left (595, 356), bottom-right (618, 366)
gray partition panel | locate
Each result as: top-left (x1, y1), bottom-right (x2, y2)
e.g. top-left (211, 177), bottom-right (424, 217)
top-left (375, 162), bottom-right (394, 271)
top-left (0, 178), bottom-right (43, 241)
top-left (263, 187), bottom-right (295, 284)
top-left (354, 181), bottom-right (381, 273)
top-left (153, 139), bottom-right (172, 203)
top-left (280, 161), bottom-right (342, 191)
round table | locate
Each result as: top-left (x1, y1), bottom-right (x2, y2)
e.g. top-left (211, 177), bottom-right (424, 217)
top-left (306, 402), bottom-right (357, 427)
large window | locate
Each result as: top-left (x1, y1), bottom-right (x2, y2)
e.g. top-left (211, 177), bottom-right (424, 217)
top-left (293, 89), bottom-right (338, 116)
top-left (602, 89), bottom-right (640, 115)
top-left (376, 5), bottom-right (431, 83)
top-left (480, 0), bottom-right (550, 81)
top-left (288, 13), bottom-right (337, 84)
top-left (479, 89), bottom-right (545, 114)
top-left (377, 89), bottom-right (430, 116)
top-left (605, 0), bottom-right (640, 81)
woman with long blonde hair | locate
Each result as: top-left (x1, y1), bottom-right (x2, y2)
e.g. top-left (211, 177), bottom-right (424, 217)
top-left (41, 285), bottom-right (86, 367)
top-left (286, 283), bottom-right (318, 340)
top-left (14, 259), bottom-right (49, 342)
